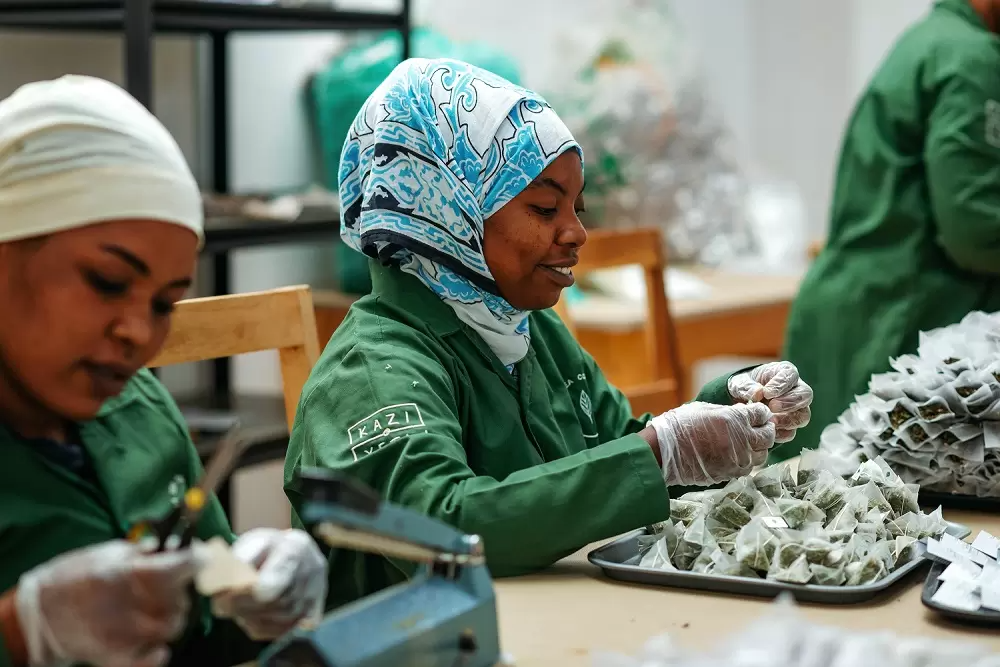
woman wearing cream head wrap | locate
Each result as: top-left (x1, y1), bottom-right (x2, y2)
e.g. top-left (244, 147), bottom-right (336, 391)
top-left (0, 76), bottom-right (325, 667)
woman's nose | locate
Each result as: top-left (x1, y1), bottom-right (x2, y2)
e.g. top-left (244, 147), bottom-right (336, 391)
top-left (110, 312), bottom-right (153, 351)
top-left (558, 214), bottom-right (588, 248)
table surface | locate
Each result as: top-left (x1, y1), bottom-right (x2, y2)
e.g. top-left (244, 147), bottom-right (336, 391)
top-left (494, 507), bottom-right (1000, 666)
top-left (570, 267), bottom-right (804, 331)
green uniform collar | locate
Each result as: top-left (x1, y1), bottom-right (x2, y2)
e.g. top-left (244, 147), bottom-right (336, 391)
top-left (368, 260), bottom-right (463, 336)
top-left (368, 260), bottom-right (527, 383)
top-left (936, 0), bottom-right (989, 30)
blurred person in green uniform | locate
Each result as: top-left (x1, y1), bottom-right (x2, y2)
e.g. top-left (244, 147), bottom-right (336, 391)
top-left (285, 58), bottom-right (815, 609)
top-left (0, 76), bottom-right (326, 667)
top-left (777, 0), bottom-right (1000, 462)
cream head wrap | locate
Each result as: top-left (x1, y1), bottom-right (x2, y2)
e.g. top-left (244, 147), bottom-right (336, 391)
top-left (0, 75), bottom-right (203, 245)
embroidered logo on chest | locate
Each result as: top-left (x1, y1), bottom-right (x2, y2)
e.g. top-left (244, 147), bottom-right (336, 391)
top-left (167, 474), bottom-right (186, 507)
top-left (579, 390), bottom-right (594, 423)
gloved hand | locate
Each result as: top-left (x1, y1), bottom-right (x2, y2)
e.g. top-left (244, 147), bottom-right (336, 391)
top-left (15, 540), bottom-right (199, 667)
top-left (728, 362), bottom-right (813, 443)
top-left (648, 401), bottom-right (776, 486)
top-left (211, 528), bottom-right (327, 640)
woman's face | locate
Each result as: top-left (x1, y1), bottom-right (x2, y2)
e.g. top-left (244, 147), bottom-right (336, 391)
top-left (483, 150), bottom-right (587, 311)
top-left (0, 219), bottom-right (198, 421)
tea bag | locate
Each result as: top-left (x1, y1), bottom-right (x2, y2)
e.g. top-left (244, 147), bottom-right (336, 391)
top-left (769, 553), bottom-right (812, 584)
top-left (753, 463), bottom-right (795, 499)
top-left (708, 549), bottom-right (755, 578)
top-left (774, 541), bottom-right (806, 570)
top-left (858, 481), bottom-right (894, 515)
top-left (707, 497), bottom-right (753, 531)
top-left (673, 516), bottom-right (709, 571)
top-left (720, 477), bottom-right (763, 513)
top-left (735, 519), bottom-right (778, 573)
top-left (669, 498), bottom-right (705, 524)
top-left (804, 470), bottom-right (851, 514)
top-left (916, 506), bottom-right (949, 539)
top-left (846, 555), bottom-right (888, 586)
top-left (891, 536), bottom-right (920, 568)
top-left (639, 521), bottom-right (680, 569)
top-left (774, 498), bottom-right (826, 529)
top-left (691, 539), bottom-right (723, 574)
top-left (810, 562), bottom-right (847, 586)
top-left (882, 482), bottom-right (920, 517)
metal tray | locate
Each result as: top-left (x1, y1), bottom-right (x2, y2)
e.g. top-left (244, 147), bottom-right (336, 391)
top-left (588, 521), bottom-right (971, 605)
top-left (921, 561), bottom-right (1000, 626)
top-left (919, 491), bottom-right (1000, 513)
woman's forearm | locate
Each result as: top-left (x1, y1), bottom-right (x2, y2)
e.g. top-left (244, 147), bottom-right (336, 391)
top-left (0, 587), bottom-right (27, 666)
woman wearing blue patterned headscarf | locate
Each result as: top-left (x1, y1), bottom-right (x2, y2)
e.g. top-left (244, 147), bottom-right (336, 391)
top-left (287, 58), bottom-right (810, 608)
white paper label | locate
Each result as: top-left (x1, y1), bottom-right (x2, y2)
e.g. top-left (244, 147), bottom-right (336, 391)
top-left (926, 538), bottom-right (959, 565)
top-left (973, 531), bottom-right (1000, 560)
top-left (981, 584), bottom-right (1000, 612)
top-left (938, 559), bottom-right (983, 584)
top-left (942, 534), bottom-right (993, 566)
top-left (985, 423), bottom-right (1000, 450)
top-left (760, 516), bottom-right (789, 529)
top-left (932, 579), bottom-right (982, 612)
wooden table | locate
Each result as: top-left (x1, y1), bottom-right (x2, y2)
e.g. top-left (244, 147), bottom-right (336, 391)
top-left (569, 267), bottom-right (803, 394)
top-left (493, 507), bottom-right (1000, 666)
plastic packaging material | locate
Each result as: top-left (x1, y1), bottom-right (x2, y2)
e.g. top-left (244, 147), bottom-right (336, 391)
top-left (819, 310), bottom-right (1000, 498)
top-left (546, 0), bottom-right (808, 269)
top-left (590, 594), bottom-right (1000, 667)
top-left (637, 455), bottom-right (948, 586)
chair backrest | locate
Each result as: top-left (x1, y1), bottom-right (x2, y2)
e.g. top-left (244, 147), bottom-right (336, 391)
top-left (556, 227), bottom-right (685, 410)
top-left (149, 285), bottom-right (321, 430)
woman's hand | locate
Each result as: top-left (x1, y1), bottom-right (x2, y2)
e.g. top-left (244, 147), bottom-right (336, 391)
top-left (645, 401), bottom-right (776, 486)
top-left (728, 362), bottom-right (813, 443)
top-left (211, 528), bottom-right (327, 641)
top-left (14, 540), bottom-right (198, 667)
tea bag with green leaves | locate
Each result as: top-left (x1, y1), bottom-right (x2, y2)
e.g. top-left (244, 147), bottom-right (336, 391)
top-left (809, 562), bottom-right (847, 586)
top-left (736, 519), bottom-right (779, 573)
top-left (669, 498), bottom-right (706, 524)
top-left (753, 463), bottom-right (795, 499)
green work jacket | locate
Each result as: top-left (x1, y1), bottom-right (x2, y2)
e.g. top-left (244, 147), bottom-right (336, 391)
top-left (285, 262), bottom-right (735, 609)
top-left (777, 0), bottom-right (1000, 462)
top-left (0, 370), bottom-right (265, 667)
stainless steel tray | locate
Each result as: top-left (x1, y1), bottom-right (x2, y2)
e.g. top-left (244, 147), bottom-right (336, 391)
top-left (588, 521), bottom-right (971, 604)
top-left (921, 561), bottom-right (1000, 626)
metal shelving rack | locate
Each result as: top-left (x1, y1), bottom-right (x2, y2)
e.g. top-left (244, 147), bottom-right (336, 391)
top-left (0, 0), bottom-right (411, 399)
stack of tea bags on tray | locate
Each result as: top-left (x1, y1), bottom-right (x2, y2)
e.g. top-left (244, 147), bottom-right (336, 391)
top-left (820, 311), bottom-right (1000, 497)
top-left (638, 453), bottom-right (948, 586)
top-left (927, 529), bottom-right (1000, 613)
top-left (590, 595), bottom-right (1000, 667)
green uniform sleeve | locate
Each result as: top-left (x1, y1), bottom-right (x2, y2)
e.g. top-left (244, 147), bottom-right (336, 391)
top-left (926, 57), bottom-right (1000, 274)
top-left (288, 340), bottom-right (671, 578)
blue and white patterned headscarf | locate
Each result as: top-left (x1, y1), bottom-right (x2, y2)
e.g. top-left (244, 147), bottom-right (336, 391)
top-left (339, 58), bottom-right (581, 372)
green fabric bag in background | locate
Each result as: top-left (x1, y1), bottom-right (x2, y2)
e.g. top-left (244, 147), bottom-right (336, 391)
top-left (307, 28), bottom-right (523, 294)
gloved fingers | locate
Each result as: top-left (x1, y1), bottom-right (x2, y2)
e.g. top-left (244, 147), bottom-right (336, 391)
top-left (131, 548), bottom-right (199, 592)
top-left (132, 604), bottom-right (189, 645)
top-left (772, 406), bottom-right (811, 431)
top-left (750, 448), bottom-right (768, 467)
top-left (774, 428), bottom-right (798, 444)
top-left (233, 614), bottom-right (300, 642)
top-left (252, 530), bottom-right (326, 606)
top-left (231, 528), bottom-right (282, 568)
top-left (767, 383), bottom-right (814, 414)
top-left (747, 421), bottom-right (777, 452)
top-left (727, 372), bottom-right (765, 403)
top-left (755, 362), bottom-right (801, 400)
top-left (220, 589), bottom-right (307, 623)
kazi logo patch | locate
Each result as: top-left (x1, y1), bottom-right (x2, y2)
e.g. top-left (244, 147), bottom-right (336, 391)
top-left (348, 403), bottom-right (425, 461)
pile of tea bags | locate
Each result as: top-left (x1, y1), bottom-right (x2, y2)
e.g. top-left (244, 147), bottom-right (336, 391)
top-left (591, 594), bottom-right (1000, 667)
top-left (820, 311), bottom-right (1000, 497)
top-left (638, 453), bottom-right (948, 586)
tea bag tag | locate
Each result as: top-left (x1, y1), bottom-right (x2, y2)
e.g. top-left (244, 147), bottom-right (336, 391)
top-left (972, 531), bottom-right (1000, 559)
top-left (932, 578), bottom-right (982, 612)
top-left (195, 536), bottom-right (259, 596)
top-left (760, 516), bottom-right (789, 529)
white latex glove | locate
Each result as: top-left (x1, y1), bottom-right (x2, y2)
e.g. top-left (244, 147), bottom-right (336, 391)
top-left (212, 528), bottom-right (327, 640)
top-left (649, 401), bottom-right (776, 486)
top-left (15, 540), bottom-right (199, 667)
top-left (728, 362), bottom-right (813, 443)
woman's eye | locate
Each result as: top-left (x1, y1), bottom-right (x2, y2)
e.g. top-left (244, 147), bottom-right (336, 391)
top-left (152, 300), bottom-right (175, 317)
top-left (531, 205), bottom-right (558, 218)
top-left (85, 271), bottom-right (127, 297)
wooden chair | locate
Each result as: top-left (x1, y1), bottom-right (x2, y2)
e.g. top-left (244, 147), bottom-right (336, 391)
top-left (555, 227), bottom-right (685, 415)
top-left (149, 285), bottom-right (321, 430)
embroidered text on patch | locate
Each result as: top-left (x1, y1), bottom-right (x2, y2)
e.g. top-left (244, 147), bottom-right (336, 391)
top-left (348, 403), bottom-right (425, 461)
